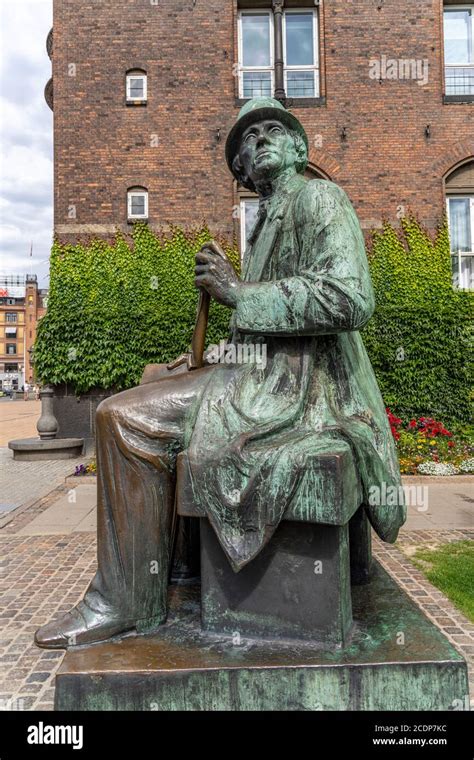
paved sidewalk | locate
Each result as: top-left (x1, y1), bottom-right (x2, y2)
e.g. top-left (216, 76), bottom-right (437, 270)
top-left (0, 399), bottom-right (41, 447)
top-left (0, 398), bottom-right (86, 523)
top-left (402, 476), bottom-right (473, 529)
top-left (0, 448), bottom-right (85, 521)
top-left (17, 485), bottom-right (96, 535)
top-left (12, 476), bottom-right (472, 534)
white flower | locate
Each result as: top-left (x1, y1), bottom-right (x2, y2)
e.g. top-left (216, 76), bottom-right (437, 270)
top-left (459, 458), bottom-right (474, 474)
top-left (416, 462), bottom-right (460, 476)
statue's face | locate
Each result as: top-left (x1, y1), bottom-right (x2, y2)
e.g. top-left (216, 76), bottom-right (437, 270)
top-left (238, 119), bottom-right (298, 185)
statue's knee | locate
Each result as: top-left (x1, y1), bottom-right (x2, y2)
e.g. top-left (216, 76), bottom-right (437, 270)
top-left (96, 395), bottom-right (117, 424)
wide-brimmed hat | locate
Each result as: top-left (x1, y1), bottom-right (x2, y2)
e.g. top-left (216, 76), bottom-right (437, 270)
top-left (225, 96), bottom-right (309, 176)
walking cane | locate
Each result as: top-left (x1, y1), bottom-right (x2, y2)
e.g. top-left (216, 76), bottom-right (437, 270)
top-left (166, 240), bottom-right (229, 583)
top-left (167, 240), bottom-right (229, 371)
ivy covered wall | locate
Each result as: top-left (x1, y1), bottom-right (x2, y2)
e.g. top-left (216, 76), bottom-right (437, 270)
top-left (362, 218), bottom-right (472, 423)
top-left (34, 225), bottom-right (239, 393)
top-left (35, 219), bottom-right (473, 422)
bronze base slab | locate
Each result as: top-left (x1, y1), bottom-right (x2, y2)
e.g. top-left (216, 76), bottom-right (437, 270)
top-left (54, 562), bottom-right (469, 711)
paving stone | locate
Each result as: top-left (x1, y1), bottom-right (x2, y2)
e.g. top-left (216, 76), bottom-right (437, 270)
top-left (26, 672), bottom-right (50, 683)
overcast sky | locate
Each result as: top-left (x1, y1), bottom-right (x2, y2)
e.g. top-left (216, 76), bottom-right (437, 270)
top-left (0, 0), bottom-right (53, 286)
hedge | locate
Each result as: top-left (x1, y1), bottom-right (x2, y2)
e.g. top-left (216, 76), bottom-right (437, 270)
top-left (34, 217), bottom-right (473, 423)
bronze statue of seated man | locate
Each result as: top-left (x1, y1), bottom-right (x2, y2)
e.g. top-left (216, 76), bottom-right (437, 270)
top-left (35, 97), bottom-right (405, 649)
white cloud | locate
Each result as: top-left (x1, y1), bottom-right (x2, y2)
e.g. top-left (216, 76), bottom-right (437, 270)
top-left (0, 0), bottom-right (53, 286)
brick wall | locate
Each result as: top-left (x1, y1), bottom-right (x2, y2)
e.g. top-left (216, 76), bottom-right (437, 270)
top-left (52, 0), bottom-right (474, 245)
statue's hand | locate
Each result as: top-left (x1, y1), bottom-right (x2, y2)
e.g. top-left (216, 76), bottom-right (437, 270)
top-left (166, 352), bottom-right (195, 372)
top-left (195, 242), bottom-right (241, 308)
top-left (166, 345), bottom-right (218, 372)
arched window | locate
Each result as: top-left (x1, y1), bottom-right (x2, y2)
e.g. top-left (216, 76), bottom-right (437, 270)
top-left (127, 187), bottom-right (148, 221)
top-left (445, 159), bottom-right (474, 289)
top-left (126, 69), bottom-right (147, 103)
top-left (305, 163), bottom-right (330, 181)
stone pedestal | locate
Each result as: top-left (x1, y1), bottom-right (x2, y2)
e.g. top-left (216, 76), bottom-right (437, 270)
top-left (177, 445), bottom-right (366, 647)
top-left (54, 562), bottom-right (469, 711)
top-left (8, 384), bottom-right (84, 460)
top-left (8, 437), bottom-right (84, 460)
top-left (200, 519), bottom-right (352, 646)
top-left (52, 383), bottom-right (113, 451)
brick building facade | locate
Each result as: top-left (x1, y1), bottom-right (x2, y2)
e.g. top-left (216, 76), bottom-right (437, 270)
top-left (0, 275), bottom-right (48, 391)
top-left (46, 0), bottom-right (473, 287)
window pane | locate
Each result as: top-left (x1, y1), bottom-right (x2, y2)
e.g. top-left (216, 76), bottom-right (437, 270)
top-left (287, 70), bottom-right (315, 97)
top-left (129, 78), bottom-right (144, 98)
top-left (444, 10), bottom-right (472, 64)
top-left (460, 255), bottom-right (474, 289)
top-left (451, 252), bottom-right (460, 287)
top-left (243, 200), bottom-right (259, 251)
top-left (285, 13), bottom-right (314, 66)
top-left (130, 195), bottom-right (145, 215)
top-left (448, 198), bottom-right (472, 252)
top-left (242, 71), bottom-right (271, 98)
top-left (242, 14), bottom-right (270, 67)
top-left (445, 66), bottom-right (474, 95)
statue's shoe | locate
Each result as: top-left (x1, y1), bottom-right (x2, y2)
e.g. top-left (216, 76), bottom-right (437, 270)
top-left (34, 601), bottom-right (135, 649)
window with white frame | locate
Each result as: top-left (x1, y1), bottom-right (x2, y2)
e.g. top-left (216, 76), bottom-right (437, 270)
top-left (447, 195), bottom-right (474, 289)
top-left (126, 70), bottom-right (147, 102)
top-left (238, 8), bottom-right (319, 99)
top-left (239, 11), bottom-right (274, 98)
top-left (5, 312), bottom-right (17, 323)
top-left (239, 198), bottom-right (259, 256)
top-left (283, 10), bottom-right (319, 98)
top-left (443, 5), bottom-right (474, 95)
top-left (127, 188), bottom-right (148, 220)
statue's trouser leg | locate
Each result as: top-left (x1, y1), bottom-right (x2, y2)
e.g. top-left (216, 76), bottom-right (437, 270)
top-left (80, 367), bottom-right (214, 629)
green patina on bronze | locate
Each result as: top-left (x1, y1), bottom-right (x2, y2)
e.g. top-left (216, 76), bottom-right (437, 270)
top-left (54, 563), bottom-right (468, 712)
top-left (36, 97), bottom-right (418, 679)
top-left (187, 97), bottom-right (405, 572)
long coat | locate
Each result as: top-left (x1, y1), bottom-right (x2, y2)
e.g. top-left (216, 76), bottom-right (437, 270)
top-left (187, 173), bottom-right (406, 571)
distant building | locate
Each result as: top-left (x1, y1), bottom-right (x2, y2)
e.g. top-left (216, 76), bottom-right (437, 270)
top-left (0, 274), bottom-right (48, 391)
top-left (46, 1), bottom-right (473, 289)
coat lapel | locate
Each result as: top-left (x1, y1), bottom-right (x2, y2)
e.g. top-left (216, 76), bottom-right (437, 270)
top-left (243, 176), bottom-right (305, 283)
